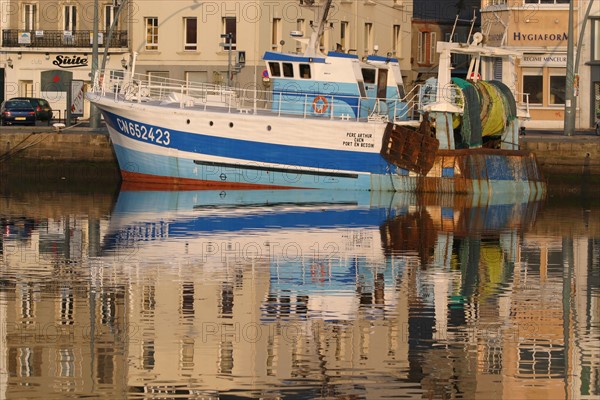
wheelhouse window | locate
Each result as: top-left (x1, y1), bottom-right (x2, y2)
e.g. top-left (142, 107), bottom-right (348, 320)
top-left (282, 63), bottom-right (294, 78)
top-left (184, 17), bottom-right (198, 51)
top-left (23, 4), bottom-right (37, 31)
top-left (145, 17), bottom-right (159, 50)
top-left (362, 68), bottom-right (376, 84)
top-left (299, 64), bottom-right (311, 79)
top-left (222, 17), bottom-right (237, 50)
top-left (268, 62), bottom-right (281, 77)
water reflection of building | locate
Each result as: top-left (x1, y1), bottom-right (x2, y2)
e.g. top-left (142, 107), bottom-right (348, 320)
top-left (0, 189), bottom-right (598, 398)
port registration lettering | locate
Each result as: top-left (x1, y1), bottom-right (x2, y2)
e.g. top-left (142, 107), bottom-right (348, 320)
top-left (342, 131), bottom-right (374, 148)
top-left (116, 117), bottom-right (171, 146)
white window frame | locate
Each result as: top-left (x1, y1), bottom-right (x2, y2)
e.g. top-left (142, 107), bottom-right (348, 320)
top-left (392, 24), bottom-right (400, 56)
top-left (23, 3), bottom-right (37, 31)
top-left (364, 22), bottom-right (373, 54)
top-left (104, 4), bottom-right (116, 31)
top-left (417, 32), bottom-right (426, 63)
top-left (429, 31), bottom-right (436, 64)
top-left (64, 5), bottom-right (77, 32)
top-left (272, 18), bottom-right (282, 50)
top-left (184, 17), bottom-right (198, 51)
top-left (523, 0), bottom-right (569, 4)
top-left (522, 67), bottom-right (544, 105)
top-left (222, 17), bottom-right (237, 51)
top-left (341, 21), bottom-right (349, 53)
top-left (145, 17), bottom-right (159, 51)
top-left (296, 19), bottom-right (305, 53)
top-left (548, 68), bottom-right (566, 106)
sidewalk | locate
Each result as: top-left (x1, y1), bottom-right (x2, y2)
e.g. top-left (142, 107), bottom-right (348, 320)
top-left (0, 120), bottom-right (108, 135)
top-left (520, 128), bottom-right (600, 144)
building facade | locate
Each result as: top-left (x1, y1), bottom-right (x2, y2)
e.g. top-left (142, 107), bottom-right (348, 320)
top-left (410, 0), bottom-right (480, 85)
top-left (128, 0), bottom-right (413, 90)
top-left (481, 0), bottom-right (600, 129)
top-left (0, 0), bottom-right (130, 118)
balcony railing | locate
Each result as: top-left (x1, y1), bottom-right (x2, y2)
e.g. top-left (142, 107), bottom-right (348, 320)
top-left (2, 29), bottom-right (128, 48)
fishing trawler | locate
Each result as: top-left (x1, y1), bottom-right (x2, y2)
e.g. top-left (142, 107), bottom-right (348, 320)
top-left (88, 0), bottom-right (545, 195)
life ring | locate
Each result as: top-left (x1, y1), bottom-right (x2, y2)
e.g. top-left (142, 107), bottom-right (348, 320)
top-left (312, 96), bottom-right (329, 114)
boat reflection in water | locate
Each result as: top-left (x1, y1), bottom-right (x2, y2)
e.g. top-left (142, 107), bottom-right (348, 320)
top-left (95, 188), bottom-right (570, 399)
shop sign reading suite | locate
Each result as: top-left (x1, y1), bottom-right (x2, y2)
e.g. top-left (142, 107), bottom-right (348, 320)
top-left (53, 55), bottom-right (88, 69)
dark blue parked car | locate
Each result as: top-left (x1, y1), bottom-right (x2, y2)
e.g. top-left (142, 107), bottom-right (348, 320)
top-left (0, 100), bottom-right (36, 126)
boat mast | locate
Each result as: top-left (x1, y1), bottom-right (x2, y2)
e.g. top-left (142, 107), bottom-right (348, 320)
top-left (304, 0), bottom-right (333, 57)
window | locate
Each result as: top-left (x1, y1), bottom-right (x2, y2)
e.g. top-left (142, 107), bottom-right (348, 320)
top-left (364, 22), bottom-right (373, 53)
top-left (549, 74), bottom-right (565, 105)
top-left (23, 4), bottom-right (37, 31)
top-left (282, 63), bottom-right (294, 78)
top-left (417, 31), bottom-right (436, 64)
top-left (104, 4), bottom-right (116, 31)
top-left (593, 19), bottom-right (600, 62)
top-left (64, 5), bottom-right (77, 31)
top-left (341, 21), bottom-right (349, 52)
top-left (522, 69), bottom-right (543, 104)
top-left (524, 0), bottom-right (569, 3)
top-left (186, 71), bottom-right (208, 84)
top-left (222, 17), bottom-right (237, 50)
top-left (296, 19), bottom-right (305, 53)
top-left (417, 32), bottom-right (427, 63)
top-left (184, 17), bottom-right (197, 51)
top-left (145, 17), bottom-right (159, 50)
top-left (269, 62), bottom-right (281, 77)
top-left (362, 68), bottom-right (376, 84)
top-left (392, 25), bottom-right (400, 56)
top-left (148, 71), bottom-right (169, 86)
top-left (430, 32), bottom-right (437, 64)
top-left (299, 64), bottom-right (311, 79)
top-left (272, 18), bottom-right (281, 50)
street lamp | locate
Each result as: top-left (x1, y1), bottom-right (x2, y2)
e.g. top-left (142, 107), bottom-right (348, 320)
top-left (6, 57), bottom-right (13, 69)
top-left (220, 33), bottom-right (233, 87)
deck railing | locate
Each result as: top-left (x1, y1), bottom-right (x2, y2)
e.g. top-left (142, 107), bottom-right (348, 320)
top-left (94, 70), bottom-right (466, 124)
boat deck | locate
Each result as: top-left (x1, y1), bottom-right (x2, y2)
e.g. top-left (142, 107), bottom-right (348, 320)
top-left (94, 70), bottom-right (455, 127)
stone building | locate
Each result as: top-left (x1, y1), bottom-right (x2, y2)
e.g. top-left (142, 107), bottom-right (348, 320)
top-left (0, 0), bottom-right (130, 118)
top-left (481, 0), bottom-right (600, 129)
top-left (124, 0), bottom-right (413, 90)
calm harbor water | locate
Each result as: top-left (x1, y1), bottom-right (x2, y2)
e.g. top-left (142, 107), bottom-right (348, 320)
top-left (0, 183), bottom-right (598, 399)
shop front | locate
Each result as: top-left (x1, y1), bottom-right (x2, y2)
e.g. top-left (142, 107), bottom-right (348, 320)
top-left (519, 52), bottom-right (568, 129)
top-left (481, 0), bottom-right (596, 130)
top-left (3, 50), bottom-right (126, 121)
